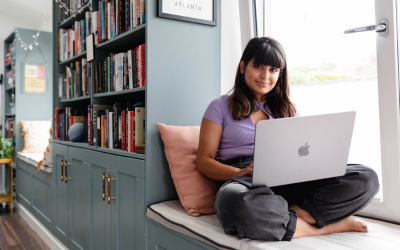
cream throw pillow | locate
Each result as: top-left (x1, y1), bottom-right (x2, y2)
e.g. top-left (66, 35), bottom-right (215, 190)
top-left (37, 128), bottom-right (53, 171)
top-left (19, 120), bottom-right (52, 153)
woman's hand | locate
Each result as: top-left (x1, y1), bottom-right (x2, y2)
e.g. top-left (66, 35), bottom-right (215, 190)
top-left (235, 162), bottom-right (253, 177)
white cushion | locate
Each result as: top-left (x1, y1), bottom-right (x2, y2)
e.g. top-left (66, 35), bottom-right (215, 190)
top-left (147, 200), bottom-right (400, 250)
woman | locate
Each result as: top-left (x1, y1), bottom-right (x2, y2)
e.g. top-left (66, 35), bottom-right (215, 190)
top-left (196, 37), bottom-right (379, 241)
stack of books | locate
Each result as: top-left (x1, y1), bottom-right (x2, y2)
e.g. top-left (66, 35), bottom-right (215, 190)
top-left (58, 59), bottom-right (91, 99)
top-left (88, 102), bottom-right (145, 153)
top-left (4, 41), bottom-right (14, 64)
top-left (55, 102), bottom-right (146, 154)
top-left (58, 12), bottom-right (91, 62)
top-left (92, 0), bottom-right (146, 45)
top-left (95, 43), bottom-right (145, 93)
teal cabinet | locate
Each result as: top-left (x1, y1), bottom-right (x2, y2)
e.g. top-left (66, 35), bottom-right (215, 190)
top-left (68, 145), bottom-right (91, 250)
top-left (88, 150), bottom-right (145, 250)
top-left (53, 153), bottom-right (70, 247)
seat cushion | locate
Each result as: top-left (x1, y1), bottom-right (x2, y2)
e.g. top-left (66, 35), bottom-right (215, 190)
top-left (157, 123), bottom-right (218, 216)
top-left (148, 200), bottom-right (400, 250)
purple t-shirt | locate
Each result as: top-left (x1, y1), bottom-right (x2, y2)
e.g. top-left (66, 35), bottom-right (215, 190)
top-left (203, 95), bottom-right (276, 161)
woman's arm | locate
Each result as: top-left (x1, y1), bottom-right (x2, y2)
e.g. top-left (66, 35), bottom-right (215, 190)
top-left (196, 118), bottom-right (252, 181)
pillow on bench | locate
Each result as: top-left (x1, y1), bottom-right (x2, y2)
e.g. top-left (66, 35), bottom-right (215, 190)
top-left (19, 120), bottom-right (52, 171)
top-left (157, 123), bottom-right (218, 217)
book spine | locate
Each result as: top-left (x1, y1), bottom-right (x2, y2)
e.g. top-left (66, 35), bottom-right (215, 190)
top-left (99, 0), bottom-right (103, 43)
top-left (102, 115), bottom-right (105, 147)
top-left (127, 111), bottom-right (130, 152)
top-left (93, 105), bottom-right (98, 146)
top-left (136, 46), bottom-right (141, 87)
top-left (131, 110), bottom-right (135, 152)
top-left (121, 110), bottom-right (125, 151)
top-left (118, 0), bottom-right (125, 33)
top-left (135, 107), bottom-right (145, 145)
top-left (88, 105), bottom-right (92, 145)
top-left (142, 43), bottom-right (145, 86)
top-left (123, 54), bottom-right (127, 90)
top-left (55, 108), bottom-right (59, 140)
top-left (108, 1), bottom-right (111, 39)
top-left (125, 0), bottom-right (130, 31)
top-left (107, 57), bottom-right (110, 92)
top-left (109, 112), bottom-right (114, 148)
top-left (104, 59), bottom-right (107, 92)
top-left (105, 110), bottom-right (109, 148)
top-left (128, 50), bottom-right (133, 88)
top-left (113, 103), bottom-right (119, 148)
top-left (105, 0), bottom-right (109, 40)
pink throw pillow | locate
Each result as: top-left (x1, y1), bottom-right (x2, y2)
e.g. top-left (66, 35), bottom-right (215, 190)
top-left (157, 123), bottom-right (218, 216)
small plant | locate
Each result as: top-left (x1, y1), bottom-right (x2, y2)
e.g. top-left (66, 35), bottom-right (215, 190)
top-left (0, 135), bottom-right (14, 159)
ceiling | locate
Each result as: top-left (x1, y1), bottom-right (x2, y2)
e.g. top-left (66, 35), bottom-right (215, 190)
top-left (0, 0), bottom-right (52, 30)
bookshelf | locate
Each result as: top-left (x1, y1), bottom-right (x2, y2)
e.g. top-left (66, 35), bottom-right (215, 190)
top-left (3, 32), bottom-right (15, 140)
top-left (33, 0), bottom-right (222, 249)
top-left (2, 29), bottom-right (52, 153)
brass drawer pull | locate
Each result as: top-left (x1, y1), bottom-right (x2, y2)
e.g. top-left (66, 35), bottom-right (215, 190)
top-left (107, 174), bottom-right (115, 204)
top-left (61, 160), bottom-right (64, 181)
top-left (102, 172), bottom-right (106, 200)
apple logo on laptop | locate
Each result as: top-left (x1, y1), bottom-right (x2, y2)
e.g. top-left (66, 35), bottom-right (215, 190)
top-left (298, 143), bottom-right (310, 157)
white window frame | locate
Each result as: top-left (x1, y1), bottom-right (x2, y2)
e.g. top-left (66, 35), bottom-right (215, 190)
top-left (243, 0), bottom-right (400, 223)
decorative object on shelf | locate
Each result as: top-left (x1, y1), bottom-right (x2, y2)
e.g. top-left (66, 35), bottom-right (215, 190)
top-left (68, 123), bottom-right (85, 142)
top-left (21, 61), bottom-right (48, 95)
top-left (157, 0), bottom-right (217, 26)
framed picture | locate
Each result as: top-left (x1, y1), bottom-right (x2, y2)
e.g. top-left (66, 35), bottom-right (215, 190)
top-left (21, 61), bottom-right (49, 95)
top-left (157, 0), bottom-right (217, 26)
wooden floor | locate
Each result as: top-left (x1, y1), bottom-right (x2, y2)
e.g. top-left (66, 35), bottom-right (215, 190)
top-left (0, 205), bottom-right (50, 250)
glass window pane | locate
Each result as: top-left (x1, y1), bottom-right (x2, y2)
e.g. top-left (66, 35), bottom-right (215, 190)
top-left (256, 0), bottom-right (383, 198)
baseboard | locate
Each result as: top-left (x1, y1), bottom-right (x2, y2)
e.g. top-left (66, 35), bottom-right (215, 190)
top-left (15, 201), bottom-right (68, 250)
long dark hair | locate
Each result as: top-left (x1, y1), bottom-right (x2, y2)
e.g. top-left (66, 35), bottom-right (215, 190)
top-left (227, 37), bottom-right (296, 119)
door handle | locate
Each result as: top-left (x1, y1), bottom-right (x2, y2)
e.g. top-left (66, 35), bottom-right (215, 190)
top-left (107, 174), bottom-right (115, 204)
top-left (61, 160), bottom-right (64, 181)
top-left (102, 172), bottom-right (106, 200)
top-left (65, 161), bottom-right (71, 183)
top-left (344, 18), bottom-right (388, 37)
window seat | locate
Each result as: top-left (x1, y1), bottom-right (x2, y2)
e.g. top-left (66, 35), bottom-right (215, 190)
top-left (147, 200), bottom-right (400, 250)
top-left (16, 152), bottom-right (52, 173)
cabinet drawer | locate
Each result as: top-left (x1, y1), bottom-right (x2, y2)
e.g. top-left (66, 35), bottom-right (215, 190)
top-left (87, 150), bottom-right (144, 178)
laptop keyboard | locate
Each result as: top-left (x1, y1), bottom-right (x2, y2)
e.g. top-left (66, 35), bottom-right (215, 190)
top-left (244, 178), bottom-right (252, 183)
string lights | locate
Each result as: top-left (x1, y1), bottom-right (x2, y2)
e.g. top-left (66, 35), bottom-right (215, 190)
top-left (14, 10), bottom-right (48, 50)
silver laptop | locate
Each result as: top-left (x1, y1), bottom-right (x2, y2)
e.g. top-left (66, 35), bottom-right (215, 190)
top-left (231, 111), bottom-right (356, 188)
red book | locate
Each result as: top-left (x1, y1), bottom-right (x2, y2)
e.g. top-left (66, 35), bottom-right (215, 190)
top-left (131, 111), bottom-right (135, 152)
top-left (102, 115), bottom-right (105, 147)
top-left (142, 44), bottom-right (145, 87)
top-left (121, 110), bottom-right (126, 150)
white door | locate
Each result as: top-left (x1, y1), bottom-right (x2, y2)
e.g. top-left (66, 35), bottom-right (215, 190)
top-left (251, 0), bottom-right (400, 222)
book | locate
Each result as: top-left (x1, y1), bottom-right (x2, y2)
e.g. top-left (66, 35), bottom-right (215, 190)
top-left (109, 112), bottom-right (114, 149)
top-left (113, 102), bottom-right (121, 149)
top-left (92, 105), bottom-right (112, 146)
top-left (135, 107), bottom-right (145, 146)
top-left (121, 110), bottom-right (126, 150)
top-left (92, 11), bottom-right (98, 45)
top-left (102, 115), bottom-right (106, 147)
top-left (88, 105), bottom-right (92, 145)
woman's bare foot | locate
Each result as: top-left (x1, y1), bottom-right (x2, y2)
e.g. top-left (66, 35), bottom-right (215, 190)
top-left (293, 217), bottom-right (368, 239)
top-left (324, 217), bottom-right (368, 234)
top-left (291, 204), bottom-right (316, 225)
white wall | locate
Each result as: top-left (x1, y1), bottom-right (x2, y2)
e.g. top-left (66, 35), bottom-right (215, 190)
top-left (221, 0), bottom-right (243, 95)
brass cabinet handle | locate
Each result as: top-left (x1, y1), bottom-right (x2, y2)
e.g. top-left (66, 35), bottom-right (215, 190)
top-left (102, 172), bottom-right (106, 200)
top-left (61, 160), bottom-right (64, 181)
top-left (107, 174), bottom-right (115, 204)
top-left (65, 161), bottom-right (71, 183)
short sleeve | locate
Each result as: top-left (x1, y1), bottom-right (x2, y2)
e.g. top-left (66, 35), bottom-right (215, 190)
top-left (202, 96), bottom-right (227, 126)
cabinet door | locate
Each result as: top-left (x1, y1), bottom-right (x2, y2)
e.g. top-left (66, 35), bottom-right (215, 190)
top-left (92, 164), bottom-right (108, 250)
top-left (68, 155), bottom-right (90, 250)
top-left (53, 154), bottom-right (69, 247)
top-left (109, 170), bottom-right (145, 250)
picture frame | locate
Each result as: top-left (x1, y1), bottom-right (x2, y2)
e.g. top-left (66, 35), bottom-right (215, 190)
top-left (21, 61), bottom-right (49, 95)
top-left (157, 0), bottom-right (217, 27)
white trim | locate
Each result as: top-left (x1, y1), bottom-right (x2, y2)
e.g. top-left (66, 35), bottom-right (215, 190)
top-left (238, 0), bottom-right (255, 52)
top-left (15, 202), bottom-right (68, 250)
